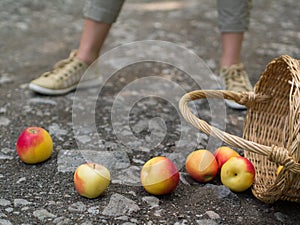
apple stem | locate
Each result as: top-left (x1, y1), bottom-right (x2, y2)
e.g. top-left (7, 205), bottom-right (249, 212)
top-left (29, 128), bottom-right (38, 134)
top-left (93, 164), bottom-right (96, 169)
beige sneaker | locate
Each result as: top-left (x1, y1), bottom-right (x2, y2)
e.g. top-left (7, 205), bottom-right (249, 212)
top-left (29, 50), bottom-right (98, 95)
top-left (220, 63), bottom-right (253, 109)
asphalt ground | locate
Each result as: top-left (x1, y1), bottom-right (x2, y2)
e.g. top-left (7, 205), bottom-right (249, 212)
top-left (0, 0), bottom-right (300, 224)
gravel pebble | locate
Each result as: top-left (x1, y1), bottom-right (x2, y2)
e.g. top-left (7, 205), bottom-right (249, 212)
top-left (142, 196), bottom-right (160, 209)
top-left (14, 199), bottom-right (32, 207)
top-left (102, 193), bottom-right (140, 216)
top-left (68, 201), bottom-right (86, 213)
top-left (33, 209), bottom-right (56, 221)
top-left (0, 200), bottom-right (11, 207)
top-left (0, 219), bottom-right (12, 225)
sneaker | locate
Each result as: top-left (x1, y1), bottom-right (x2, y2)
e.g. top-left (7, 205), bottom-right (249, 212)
top-left (29, 50), bottom-right (98, 95)
top-left (220, 63), bottom-right (253, 110)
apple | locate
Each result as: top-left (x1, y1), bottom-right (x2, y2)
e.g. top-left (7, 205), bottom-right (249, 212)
top-left (16, 126), bottom-right (53, 164)
top-left (140, 156), bottom-right (179, 195)
top-left (214, 146), bottom-right (240, 169)
top-left (185, 149), bottom-right (218, 183)
top-left (74, 163), bottom-right (110, 199)
top-left (277, 165), bottom-right (283, 175)
top-left (220, 156), bottom-right (255, 192)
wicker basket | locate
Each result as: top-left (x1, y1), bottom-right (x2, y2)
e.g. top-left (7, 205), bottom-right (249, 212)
top-left (179, 55), bottom-right (300, 203)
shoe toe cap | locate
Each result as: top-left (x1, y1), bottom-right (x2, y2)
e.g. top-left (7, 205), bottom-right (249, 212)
top-left (30, 77), bottom-right (58, 89)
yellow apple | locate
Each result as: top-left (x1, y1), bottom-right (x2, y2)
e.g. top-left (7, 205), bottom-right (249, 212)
top-left (74, 163), bottom-right (110, 199)
top-left (140, 156), bottom-right (179, 195)
top-left (276, 165), bottom-right (283, 175)
top-left (16, 127), bottom-right (53, 164)
top-left (185, 149), bottom-right (219, 183)
top-left (220, 156), bottom-right (255, 192)
top-left (214, 146), bottom-right (240, 169)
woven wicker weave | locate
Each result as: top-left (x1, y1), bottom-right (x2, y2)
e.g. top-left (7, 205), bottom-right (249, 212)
top-left (179, 55), bottom-right (300, 203)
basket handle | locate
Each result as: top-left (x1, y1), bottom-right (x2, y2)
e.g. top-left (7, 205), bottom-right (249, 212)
top-left (179, 90), bottom-right (300, 174)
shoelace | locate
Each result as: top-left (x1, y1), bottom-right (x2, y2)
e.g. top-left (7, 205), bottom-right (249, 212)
top-left (41, 50), bottom-right (81, 81)
top-left (222, 64), bottom-right (252, 92)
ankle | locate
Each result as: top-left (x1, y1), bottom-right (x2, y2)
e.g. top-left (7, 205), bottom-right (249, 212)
top-left (76, 51), bottom-right (99, 65)
top-left (221, 61), bottom-right (241, 68)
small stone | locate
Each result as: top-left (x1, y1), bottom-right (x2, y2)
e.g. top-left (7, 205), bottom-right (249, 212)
top-left (21, 207), bottom-right (29, 211)
top-left (174, 220), bottom-right (188, 225)
top-left (205, 184), bottom-right (238, 200)
top-left (57, 150), bottom-right (130, 173)
top-left (68, 202), bottom-right (86, 213)
top-left (0, 107), bottom-right (6, 114)
top-left (154, 209), bottom-right (163, 217)
top-left (33, 209), bottom-right (56, 221)
top-left (196, 219), bottom-right (218, 225)
top-left (237, 216), bottom-right (243, 223)
top-left (274, 212), bottom-right (288, 223)
top-left (0, 219), bottom-right (13, 225)
top-left (0, 117), bottom-right (10, 126)
top-left (132, 158), bottom-right (145, 164)
top-left (4, 208), bottom-right (13, 213)
top-left (130, 218), bottom-right (138, 223)
top-left (113, 166), bottom-right (140, 185)
top-left (77, 135), bottom-right (91, 144)
top-left (142, 196), bottom-right (160, 208)
top-left (102, 193), bottom-right (140, 216)
top-left (14, 199), bottom-right (32, 207)
top-left (29, 98), bottom-right (57, 106)
top-left (53, 216), bottom-right (71, 225)
top-left (16, 177), bottom-right (26, 184)
top-left (179, 172), bottom-right (191, 186)
top-left (81, 221), bottom-right (93, 225)
top-left (205, 211), bottom-right (220, 220)
top-left (87, 206), bottom-right (99, 215)
top-left (0, 75), bottom-right (13, 84)
top-left (48, 123), bottom-right (67, 140)
top-left (0, 199), bottom-right (11, 207)
top-left (0, 148), bottom-right (14, 155)
top-left (127, 191), bottom-right (136, 196)
top-left (0, 153), bottom-right (13, 160)
top-left (115, 216), bottom-right (128, 221)
top-left (47, 201), bottom-right (56, 205)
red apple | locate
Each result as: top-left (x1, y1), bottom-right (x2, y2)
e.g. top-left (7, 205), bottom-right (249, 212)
top-left (185, 149), bottom-right (218, 183)
top-left (220, 156), bottom-right (255, 192)
top-left (16, 127), bottom-right (53, 164)
top-left (214, 146), bottom-right (240, 169)
top-left (74, 163), bottom-right (110, 199)
top-left (140, 156), bottom-right (179, 195)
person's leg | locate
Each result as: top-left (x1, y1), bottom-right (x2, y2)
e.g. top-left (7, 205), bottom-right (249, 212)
top-left (220, 32), bottom-right (244, 68)
top-left (29, 0), bottom-right (125, 95)
top-left (78, 0), bottom-right (125, 64)
top-left (217, 0), bottom-right (251, 67)
top-left (76, 19), bottom-right (111, 65)
top-left (217, 0), bottom-right (253, 109)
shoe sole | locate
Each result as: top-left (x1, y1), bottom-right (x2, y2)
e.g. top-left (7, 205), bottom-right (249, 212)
top-left (29, 78), bottom-right (102, 95)
top-left (225, 99), bottom-right (247, 110)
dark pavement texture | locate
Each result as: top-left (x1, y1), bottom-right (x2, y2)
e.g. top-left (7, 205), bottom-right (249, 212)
top-left (0, 0), bottom-right (300, 224)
